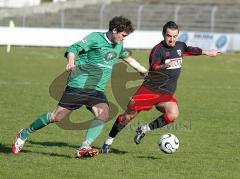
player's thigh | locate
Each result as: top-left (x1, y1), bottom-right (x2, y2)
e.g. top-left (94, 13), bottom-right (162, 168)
top-left (51, 106), bottom-right (72, 122)
top-left (91, 103), bottom-right (109, 121)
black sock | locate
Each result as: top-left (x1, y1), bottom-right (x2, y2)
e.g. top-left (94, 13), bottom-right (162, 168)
top-left (109, 115), bottom-right (127, 138)
top-left (148, 114), bottom-right (172, 130)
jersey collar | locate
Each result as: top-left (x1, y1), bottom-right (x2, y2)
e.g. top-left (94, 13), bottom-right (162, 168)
top-left (104, 33), bottom-right (113, 44)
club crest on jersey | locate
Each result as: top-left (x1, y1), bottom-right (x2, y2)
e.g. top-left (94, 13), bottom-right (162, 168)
top-left (177, 49), bottom-right (182, 56)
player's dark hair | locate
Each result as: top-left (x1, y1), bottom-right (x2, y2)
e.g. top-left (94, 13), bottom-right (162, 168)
top-left (162, 21), bottom-right (179, 35)
top-left (109, 16), bottom-right (134, 34)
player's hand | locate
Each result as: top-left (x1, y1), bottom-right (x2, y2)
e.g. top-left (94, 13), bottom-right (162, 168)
top-left (140, 71), bottom-right (148, 77)
top-left (203, 50), bottom-right (222, 57)
top-left (66, 58), bottom-right (76, 71)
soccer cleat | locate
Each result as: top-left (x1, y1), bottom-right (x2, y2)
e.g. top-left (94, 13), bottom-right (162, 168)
top-left (75, 146), bottom-right (99, 158)
top-left (12, 129), bottom-right (26, 154)
top-left (101, 143), bottom-right (110, 154)
top-left (134, 127), bottom-right (146, 144)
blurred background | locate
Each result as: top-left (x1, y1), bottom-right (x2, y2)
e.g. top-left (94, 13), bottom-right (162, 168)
top-left (1, 0), bottom-right (240, 32)
top-left (0, 0), bottom-right (240, 51)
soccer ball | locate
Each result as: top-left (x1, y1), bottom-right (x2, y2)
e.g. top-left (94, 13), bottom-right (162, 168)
top-left (159, 133), bottom-right (179, 154)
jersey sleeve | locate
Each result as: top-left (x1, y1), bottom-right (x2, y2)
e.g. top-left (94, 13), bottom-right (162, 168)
top-left (64, 32), bottom-right (98, 58)
top-left (183, 42), bottom-right (203, 56)
top-left (119, 45), bottom-right (130, 59)
top-left (149, 44), bottom-right (162, 70)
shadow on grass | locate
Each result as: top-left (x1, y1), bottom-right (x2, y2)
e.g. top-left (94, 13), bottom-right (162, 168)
top-left (0, 143), bottom-right (12, 154)
top-left (21, 149), bottom-right (72, 159)
top-left (0, 142), bottom-right (73, 159)
top-left (0, 141), bottom-right (128, 158)
top-left (136, 155), bottom-right (162, 160)
top-left (108, 147), bottom-right (128, 155)
top-left (28, 140), bottom-right (77, 149)
top-left (26, 140), bottom-right (76, 158)
top-left (29, 140), bottom-right (129, 155)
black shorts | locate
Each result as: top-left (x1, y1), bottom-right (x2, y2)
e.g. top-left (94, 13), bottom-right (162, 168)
top-left (58, 86), bottom-right (109, 110)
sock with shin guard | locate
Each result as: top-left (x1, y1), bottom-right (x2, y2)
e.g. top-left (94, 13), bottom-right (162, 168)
top-left (147, 114), bottom-right (173, 131)
top-left (20, 112), bottom-right (51, 141)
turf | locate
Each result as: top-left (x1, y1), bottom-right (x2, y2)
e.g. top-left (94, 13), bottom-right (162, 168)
top-left (0, 46), bottom-right (239, 178)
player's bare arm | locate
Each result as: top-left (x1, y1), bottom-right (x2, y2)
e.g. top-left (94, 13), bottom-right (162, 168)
top-left (202, 49), bottom-right (222, 57)
top-left (124, 56), bottom-right (148, 77)
top-left (66, 52), bottom-right (76, 71)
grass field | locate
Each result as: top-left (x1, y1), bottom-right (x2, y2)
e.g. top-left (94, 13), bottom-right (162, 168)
top-left (0, 46), bottom-right (239, 178)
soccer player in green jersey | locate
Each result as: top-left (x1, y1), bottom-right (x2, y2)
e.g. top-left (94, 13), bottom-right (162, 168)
top-left (12, 16), bottom-right (148, 158)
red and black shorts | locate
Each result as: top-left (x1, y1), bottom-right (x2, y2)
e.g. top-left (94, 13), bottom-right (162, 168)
top-left (127, 85), bottom-right (178, 112)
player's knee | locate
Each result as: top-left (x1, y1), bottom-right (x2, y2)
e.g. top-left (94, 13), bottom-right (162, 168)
top-left (97, 112), bottom-right (109, 122)
top-left (125, 111), bottom-right (137, 121)
top-left (125, 114), bottom-right (133, 121)
top-left (167, 111), bottom-right (179, 121)
top-left (124, 114), bottom-right (132, 122)
top-left (50, 112), bottom-right (62, 122)
top-left (116, 113), bottom-right (133, 128)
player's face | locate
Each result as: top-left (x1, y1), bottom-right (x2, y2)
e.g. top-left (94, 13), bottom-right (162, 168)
top-left (112, 29), bottom-right (129, 44)
top-left (163, 28), bottom-right (179, 47)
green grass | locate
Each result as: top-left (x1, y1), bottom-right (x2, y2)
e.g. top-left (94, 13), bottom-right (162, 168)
top-left (0, 46), bottom-right (239, 178)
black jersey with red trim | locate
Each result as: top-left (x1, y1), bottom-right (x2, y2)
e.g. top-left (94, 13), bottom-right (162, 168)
top-left (143, 41), bottom-right (202, 94)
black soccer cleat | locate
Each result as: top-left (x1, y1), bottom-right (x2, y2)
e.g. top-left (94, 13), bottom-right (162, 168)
top-left (134, 127), bottom-right (145, 144)
top-left (101, 143), bottom-right (110, 154)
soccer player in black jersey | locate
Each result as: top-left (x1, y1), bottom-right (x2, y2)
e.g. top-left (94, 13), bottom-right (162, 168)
top-left (102, 21), bottom-right (221, 153)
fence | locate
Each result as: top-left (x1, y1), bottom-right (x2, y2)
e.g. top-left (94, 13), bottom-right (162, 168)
top-left (0, 3), bottom-right (240, 33)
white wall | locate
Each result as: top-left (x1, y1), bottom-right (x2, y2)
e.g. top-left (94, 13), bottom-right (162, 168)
top-left (0, 26), bottom-right (238, 52)
top-left (53, 0), bottom-right (66, 3)
top-left (0, 0), bottom-right (41, 8)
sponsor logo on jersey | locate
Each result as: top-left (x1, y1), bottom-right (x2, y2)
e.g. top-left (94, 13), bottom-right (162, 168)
top-left (165, 57), bottom-right (182, 69)
top-left (104, 51), bottom-right (117, 64)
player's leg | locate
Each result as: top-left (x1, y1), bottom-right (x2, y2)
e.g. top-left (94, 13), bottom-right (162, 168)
top-left (74, 89), bottom-right (111, 158)
top-left (102, 109), bottom-right (138, 153)
top-left (82, 102), bottom-right (109, 147)
top-left (150, 101), bottom-right (179, 129)
top-left (12, 106), bottom-right (72, 154)
top-left (134, 101), bottom-right (179, 144)
top-left (75, 102), bottom-right (109, 158)
top-left (11, 86), bottom-right (82, 154)
top-left (102, 85), bottom-right (157, 153)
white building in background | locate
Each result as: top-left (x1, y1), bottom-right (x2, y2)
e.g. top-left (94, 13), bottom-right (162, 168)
top-left (0, 0), bottom-right (41, 8)
top-left (53, 0), bottom-right (66, 2)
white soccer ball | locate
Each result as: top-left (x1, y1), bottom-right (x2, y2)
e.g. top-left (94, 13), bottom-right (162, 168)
top-left (159, 133), bottom-right (179, 154)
